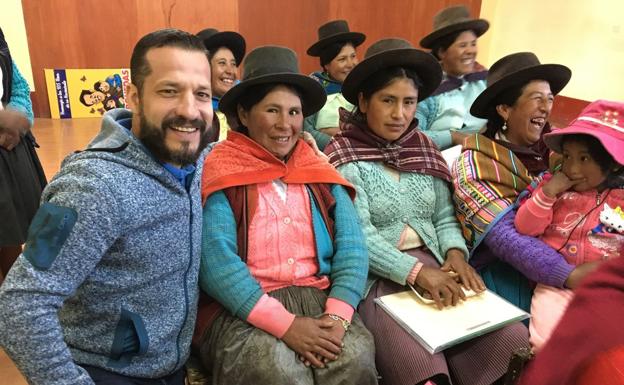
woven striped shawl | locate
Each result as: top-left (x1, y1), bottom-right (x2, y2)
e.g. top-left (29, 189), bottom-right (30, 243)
top-left (452, 134), bottom-right (534, 252)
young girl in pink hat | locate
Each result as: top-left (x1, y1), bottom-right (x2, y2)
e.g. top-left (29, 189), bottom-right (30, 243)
top-left (514, 99), bottom-right (624, 352)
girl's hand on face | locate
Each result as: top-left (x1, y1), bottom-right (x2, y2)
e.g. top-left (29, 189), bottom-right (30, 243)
top-left (542, 171), bottom-right (585, 198)
top-left (441, 249), bottom-right (486, 293)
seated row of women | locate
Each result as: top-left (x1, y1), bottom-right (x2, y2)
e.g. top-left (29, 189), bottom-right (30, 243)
top-left (193, 6), bottom-right (624, 385)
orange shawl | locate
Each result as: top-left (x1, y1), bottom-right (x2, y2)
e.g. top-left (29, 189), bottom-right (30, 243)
top-left (201, 131), bottom-right (354, 204)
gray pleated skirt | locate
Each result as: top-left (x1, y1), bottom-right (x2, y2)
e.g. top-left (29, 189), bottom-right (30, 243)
top-left (359, 249), bottom-right (529, 385)
top-left (199, 286), bottom-right (378, 385)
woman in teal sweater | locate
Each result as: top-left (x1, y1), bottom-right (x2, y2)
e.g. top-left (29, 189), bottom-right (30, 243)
top-left (417, 5), bottom-right (490, 150)
top-left (326, 38), bottom-right (529, 385)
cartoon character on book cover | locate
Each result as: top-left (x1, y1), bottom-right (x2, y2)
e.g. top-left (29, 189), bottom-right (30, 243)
top-left (45, 68), bottom-right (131, 118)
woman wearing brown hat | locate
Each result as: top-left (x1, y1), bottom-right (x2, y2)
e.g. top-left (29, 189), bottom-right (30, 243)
top-left (417, 5), bottom-right (490, 150)
top-left (195, 45), bottom-right (377, 385)
top-left (325, 38), bottom-right (529, 385)
top-left (304, 20), bottom-right (366, 150)
top-left (452, 52), bottom-right (594, 314)
top-left (196, 28), bottom-right (246, 140)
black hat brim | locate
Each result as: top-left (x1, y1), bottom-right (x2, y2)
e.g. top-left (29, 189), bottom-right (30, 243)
top-left (420, 19), bottom-right (489, 49)
top-left (470, 64), bottom-right (572, 118)
top-left (341, 49), bottom-right (442, 105)
top-left (219, 73), bottom-right (327, 118)
top-left (307, 32), bottom-right (366, 56)
top-left (201, 31), bottom-right (246, 64)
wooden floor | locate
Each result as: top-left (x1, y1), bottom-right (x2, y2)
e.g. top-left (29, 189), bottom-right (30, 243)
top-left (1, 117), bottom-right (101, 384)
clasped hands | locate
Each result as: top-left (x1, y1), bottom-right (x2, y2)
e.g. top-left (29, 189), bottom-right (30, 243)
top-left (281, 313), bottom-right (346, 369)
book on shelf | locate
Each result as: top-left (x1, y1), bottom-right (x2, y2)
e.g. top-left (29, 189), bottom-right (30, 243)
top-left (374, 288), bottom-right (529, 354)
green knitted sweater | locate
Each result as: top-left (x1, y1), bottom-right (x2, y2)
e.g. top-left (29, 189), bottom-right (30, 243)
top-left (337, 161), bottom-right (469, 292)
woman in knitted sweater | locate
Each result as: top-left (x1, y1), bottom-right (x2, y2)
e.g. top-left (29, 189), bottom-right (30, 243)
top-left (196, 46), bottom-right (377, 385)
top-left (326, 38), bottom-right (529, 385)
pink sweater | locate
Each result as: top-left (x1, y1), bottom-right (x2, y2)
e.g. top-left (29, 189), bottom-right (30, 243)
top-left (515, 185), bottom-right (624, 265)
top-left (245, 181), bottom-right (353, 338)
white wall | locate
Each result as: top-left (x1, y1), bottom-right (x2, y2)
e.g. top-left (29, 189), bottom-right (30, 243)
top-left (479, 0), bottom-right (624, 101)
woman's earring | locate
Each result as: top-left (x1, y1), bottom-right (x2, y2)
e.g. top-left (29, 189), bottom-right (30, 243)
top-left (502, 120), bottom-right (508, 131)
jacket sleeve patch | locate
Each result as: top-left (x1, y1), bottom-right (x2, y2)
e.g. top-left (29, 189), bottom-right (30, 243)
top-left (22, 202), bottom-right (78, 270)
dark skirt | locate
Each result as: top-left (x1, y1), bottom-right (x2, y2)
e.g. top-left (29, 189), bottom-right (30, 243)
top-left (199, 286), bottom-right (378, 385)
top-left (0, 132), bottom-right (46, 246)
top-left (359, 249), bottom-right (529, 385)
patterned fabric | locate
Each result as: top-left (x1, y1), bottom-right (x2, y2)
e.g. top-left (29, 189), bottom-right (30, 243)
top-left (430, 62), bottom-right (488, 97)
top-left (310, 71), bottom-right (342, 95)
top-left (201, 130), bottom-right (353, 203)
top-left (326, 109), bottom-right (451, 182)
top-left (485, 122), bottom-right (552, 175)
top-left (452, 134), bottom-right (533, 252)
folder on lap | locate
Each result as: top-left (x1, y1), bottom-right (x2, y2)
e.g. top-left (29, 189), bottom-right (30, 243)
top-left (374, 289), bottom-right (529, 354)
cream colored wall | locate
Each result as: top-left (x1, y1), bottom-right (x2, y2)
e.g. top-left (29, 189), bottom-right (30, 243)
top-left (0, 0), bottom-right (34, 90)
top-left (479, 0), bottom-right (623, 101)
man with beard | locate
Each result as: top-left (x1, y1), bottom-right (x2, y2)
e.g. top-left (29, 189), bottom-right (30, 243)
top-left (0, 29), bottom-right (213, 385)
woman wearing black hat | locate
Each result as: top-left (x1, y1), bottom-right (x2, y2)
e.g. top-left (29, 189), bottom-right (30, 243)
top-left (304, 20), bottom-right (365, 150)
top-left (0, 28), bottom-right (46, 281)
top-left (417, 5), bottom-right (490, 150)
top-left (452, 52), bottom-right (590, 314)
top-left (197, 28), bottom-right (246, 140)
top-left (195, 46), bottom-right (377, 385)
top-left (325, 39), bottom-right (529, 385)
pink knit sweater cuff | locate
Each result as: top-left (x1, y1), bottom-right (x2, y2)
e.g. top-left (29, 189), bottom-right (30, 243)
top-left (246, 294), bottom-right (296, 338)
top-left (407, 262), bottom-right (425, 286)
top-left (325, 297), bottom-right (355, 322)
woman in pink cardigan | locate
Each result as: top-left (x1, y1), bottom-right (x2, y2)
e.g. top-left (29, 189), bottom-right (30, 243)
top-left (514, 100), bottom-right (624, 351)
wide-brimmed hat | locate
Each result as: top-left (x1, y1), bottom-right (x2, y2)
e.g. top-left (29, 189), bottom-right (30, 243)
top-left (544, 100), bottom-right (624, 165)
top-left (307, 20), bottom-right (366, 56)
top-left (219, 46), bottom-right (326, 118)
top-left (197, 28), bottom-right (246, 64)
top-left (420, 5), bottom-right (489, 49)
top-left (341, 38), bottom-right (442, 105)
top-left (470, 52), bottom-right (572, 118)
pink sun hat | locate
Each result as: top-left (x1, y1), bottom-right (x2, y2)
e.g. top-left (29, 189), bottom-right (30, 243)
top-left (544, 99), bottom-right (624, 165)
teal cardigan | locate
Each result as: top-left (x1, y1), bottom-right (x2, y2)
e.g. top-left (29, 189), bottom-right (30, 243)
top-left (199, 184), bottom-right (369, 320)
top-left (337, 161), bottom-right (469, 292)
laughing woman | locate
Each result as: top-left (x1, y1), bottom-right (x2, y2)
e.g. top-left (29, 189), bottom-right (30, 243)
top-left (417, 5), bottom-right (489, 150)
top-left (197, 28), bottom-right (245, 140)
top-left (196, 46), bottom-right (377, 385)
top-left (304, 20), bottom-right (365, 150)
top-left (326, 38), bottom-right (528, 385)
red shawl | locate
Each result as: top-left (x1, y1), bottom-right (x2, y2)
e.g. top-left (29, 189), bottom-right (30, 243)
top-left (325, 109), bottom-right (451, 182)
top-left (519, 257), bottom-right (624, 385)
top-left (201, 130), bottom-right (353, 203)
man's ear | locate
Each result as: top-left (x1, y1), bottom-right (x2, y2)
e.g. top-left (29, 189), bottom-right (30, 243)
top-left (125, 83), bottom-right (140, 113)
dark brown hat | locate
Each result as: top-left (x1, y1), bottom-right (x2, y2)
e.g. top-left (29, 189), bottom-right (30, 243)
top-left (307, 20), bottom-right (366, 57)
top-left (341, 38), bottom-right (442, 105)
top-left (470, 52), bottom-right (572, 118)
top-left (219, 46), bottom-right (326, 118)
top-left (197, 28), bottom-right (246, 64)
top-left (420, 5), bottom-right (489, 49)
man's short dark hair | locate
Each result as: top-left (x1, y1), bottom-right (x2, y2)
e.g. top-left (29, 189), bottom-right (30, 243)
top-left (130, 29), bottom-right (207, 95)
